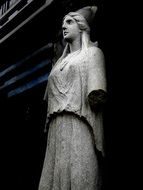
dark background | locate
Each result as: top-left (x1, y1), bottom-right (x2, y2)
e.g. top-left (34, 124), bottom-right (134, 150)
top-left (0, 0), bottom-right (140, 190)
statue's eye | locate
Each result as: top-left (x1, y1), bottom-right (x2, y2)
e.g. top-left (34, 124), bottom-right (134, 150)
top-left (67, 19), bottom-right (72, 24)
top-left (62, 18), bottom-right (74, 28)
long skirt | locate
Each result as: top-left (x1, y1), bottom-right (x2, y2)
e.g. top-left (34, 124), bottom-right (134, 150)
top-left (38, 112), bottom-right (100, 190)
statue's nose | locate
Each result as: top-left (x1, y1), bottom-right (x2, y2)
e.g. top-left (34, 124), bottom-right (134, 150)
top-left (62, 26), bottom-right (66, 30)
top-left (62, 22), bottom-right (67, 30)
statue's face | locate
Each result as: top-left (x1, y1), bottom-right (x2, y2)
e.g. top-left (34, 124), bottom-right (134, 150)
top-left (62, 15), bottom-right (81, 42)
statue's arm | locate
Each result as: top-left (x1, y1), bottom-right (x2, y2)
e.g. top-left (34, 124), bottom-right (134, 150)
top-left (87, 47), bottom-right (107, 111)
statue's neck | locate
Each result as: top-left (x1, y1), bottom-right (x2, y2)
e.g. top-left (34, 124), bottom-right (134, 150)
top-left (69, 37), bottom-right (81, 53)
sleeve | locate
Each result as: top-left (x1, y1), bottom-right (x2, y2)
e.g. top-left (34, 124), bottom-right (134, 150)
top-left (87, 47), bottom-right (107, 110)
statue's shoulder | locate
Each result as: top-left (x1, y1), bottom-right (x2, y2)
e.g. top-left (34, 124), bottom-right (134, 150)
top-left (87, 45), bottom-right (104, 58)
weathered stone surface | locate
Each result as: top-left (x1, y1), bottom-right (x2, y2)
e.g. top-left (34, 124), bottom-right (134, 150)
top-left (39, 5), bottom-right (107, 190)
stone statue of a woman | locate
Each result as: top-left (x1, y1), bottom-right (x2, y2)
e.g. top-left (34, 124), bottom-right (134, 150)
top-left (38, 6), bottom-right (107, 190)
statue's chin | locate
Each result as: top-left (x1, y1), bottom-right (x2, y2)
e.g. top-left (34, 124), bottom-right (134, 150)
top-left (63, 36), bottom-right (72, 43)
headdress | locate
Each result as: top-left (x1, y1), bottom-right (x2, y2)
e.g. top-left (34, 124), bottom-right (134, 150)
top-left (76, 6), bottom-right (98, 26)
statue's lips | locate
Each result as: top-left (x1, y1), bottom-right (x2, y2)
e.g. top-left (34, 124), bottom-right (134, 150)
top-left (63, 31), bottom-right (69, 36)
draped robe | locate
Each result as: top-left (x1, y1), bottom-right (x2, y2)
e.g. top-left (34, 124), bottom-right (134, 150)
top-left (39, 46), bottom-right (107, 190)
